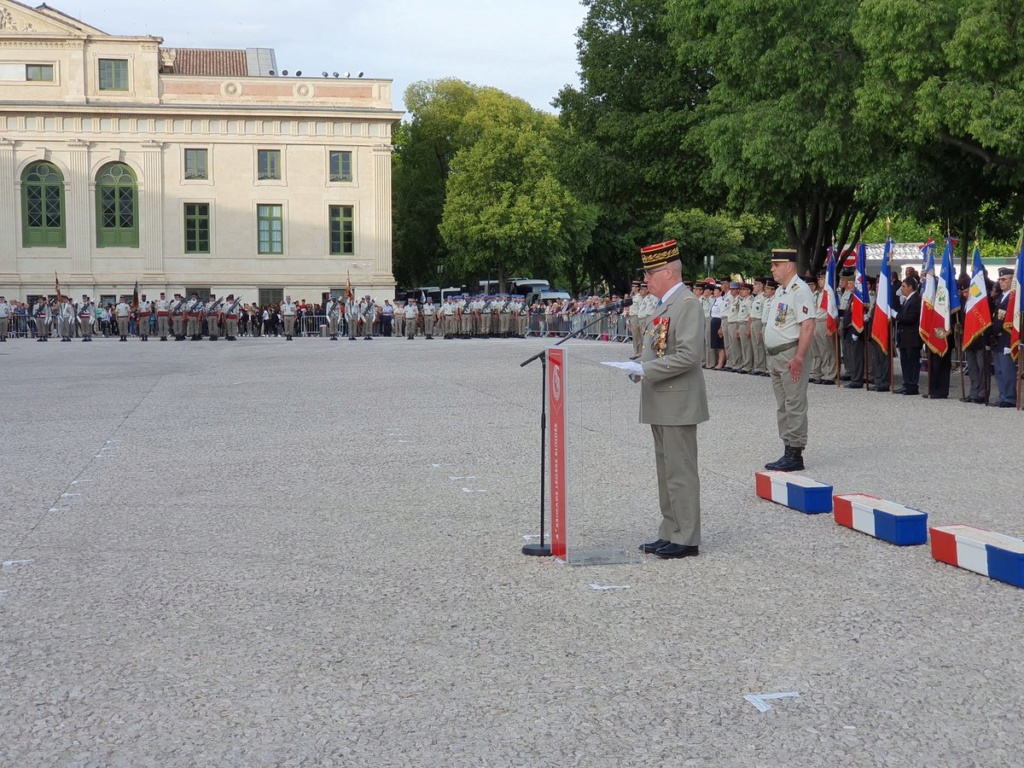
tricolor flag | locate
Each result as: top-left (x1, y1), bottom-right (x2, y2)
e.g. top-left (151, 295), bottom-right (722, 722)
top-left (850, 242), bottom-right (868, 333)
top-left (1009, 235), bottom-right (1024, 361)
top-left (961, 244), bottom-right (992, 349)
top-left (822, 247), bottom-right (839, 334)
top-left (54, 272), bottom-right (61, 300)
top-left (346, 271), bottom-right (354, 301)
top-left (918, 245), bottom-right (937, 347)
top-left (919, 237), bottom-right (935, 273)
top-left (923, 237), bottom-right (960, 356)
top-left (870, 238), bottom-right (894, 352)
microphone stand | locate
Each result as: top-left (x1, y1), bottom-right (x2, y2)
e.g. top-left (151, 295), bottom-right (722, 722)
top-left (518, 307), bottom-right (624, 557)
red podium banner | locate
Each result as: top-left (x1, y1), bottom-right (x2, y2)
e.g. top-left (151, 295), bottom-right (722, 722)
top-left (547, 347), bottom-right (568, 560)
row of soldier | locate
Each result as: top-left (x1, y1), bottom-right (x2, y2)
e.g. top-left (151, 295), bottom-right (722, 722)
top-left (398, 295), bottom-right (530, 339)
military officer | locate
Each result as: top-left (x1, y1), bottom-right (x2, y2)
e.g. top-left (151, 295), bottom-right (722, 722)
top-left (810, 270), bottom-right (838, 384)
top-left (404, 297), bottom-right (419, 339)
top-left (749, 278), bottom-right (767, 375)
top-left (442, 296), bottom-right (457, 338)
top-left (279, 295), bottom-right (296, 340)
top-left (170, 293), bottom-right (187, 340)
top-left (56, 295), bottom-right (74, 341)
top-left (421, 297), bottom-right (436, 339)
top-left (0, 295), bottom-right (10, 341)
top-left (137, 293), bottom-right (152, 341)
top-left (735, 282), bottom-right (753, 373)
top-left (631, 239), bottom-right (709, 560)
top-left (78, 294), bottom-right (95, 342)
top-left (763, 250), bottom-right (816, 472)
top-left (186, 292), bottom-right (204, 340)
top-left (205, 294), bottom-right (221, 341)
top-left (154, 291), bottom-right (170, 340)
top-left (222, 294), bottom-right (240, 340)
top-left (34, 296), bottom-right (51, 340)
top-left (115, 296), bottom-right (131, 341)
top-left (360, 295), bottom-right (376, 339)
top-left (327, 295), bottom-right (342, 340)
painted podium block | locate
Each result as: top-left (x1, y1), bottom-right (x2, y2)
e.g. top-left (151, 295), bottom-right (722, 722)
top-left (833, 494), bottom-right (928, 546)
top-left (754, 472), bottom-right (833, 514)
top-left (930, 525), bottom-right (1024, 589)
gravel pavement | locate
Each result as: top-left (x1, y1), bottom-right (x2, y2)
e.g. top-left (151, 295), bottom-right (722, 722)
top-left (1, 335), bottom-right (1022, 767)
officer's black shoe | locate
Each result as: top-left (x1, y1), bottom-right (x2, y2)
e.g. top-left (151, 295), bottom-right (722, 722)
top-left (764, 447), bottom-right (792, 470)
top-left (639, 539), bottom-right (671, 554)
top-left (772, 449), bottom-right (804, 472)
top-left (330, 335), bottom-right (338, 340)
top-left (844, 382), bottom-right (863, 389)
top-left (655, 543), bottom-right (699, 559)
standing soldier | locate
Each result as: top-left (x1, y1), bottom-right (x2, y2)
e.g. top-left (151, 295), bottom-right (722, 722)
top-left (628, 280), bottom-right (643, 358)
top-left (735, 282), bottom-right (753, 373)
top-left (78, 294), bottom-right (95, 342)
top-left (361, 295), bottom-right (376, 340)
top-left (222, 294), bottom-right (241, 341)
top-left (442, 296), bottom-right (457, 339)
top-left (280, 295), bottom-right (297, 340)
top-left (170, 293), bottom-right (186, 340)
top-left (718, 282), bottom-right (733, 369)
top-left (0, 295), bottom-right (10, 341)
top-left (700, 281), bottom-right (713, 368)
top-left (456, 295), bottom-right (469, 339)
top-left (725, 282), bottom-right (743, 371)
top-left (205, 293), bottom-right (221, 341)
top-left (137, 293), bottom-right (152, 341)
top-left (56, 295), bottom-right (73, 341)
top-left (186, 292), bottom-right (203, 341)
top-left (421, 297), bottom-right (436, 340)
top-left (346, 293), bottom-right (359, 340)
top-left (763, 250), bottom-right (816, 472)
top-left (327, 295), bottom-right (341, 340)
top-left (34, 296), bottom-right (51, 340)
top-left (155, 291), bottom-right (171, 341)
top-left (810, 270), bottom-right (837, 384)
top-left (750, 278), bottom-right (767, 375)
top-left (633, 283), bottom-right (655, 359)
top-left (404, 297), bottom-right (419, 339)
top-left (837, 270), bottom-right (854, 380)
top-left (115, 295), bottom-right (131, 341)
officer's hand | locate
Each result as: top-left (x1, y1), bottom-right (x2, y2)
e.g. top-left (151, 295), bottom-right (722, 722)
top-left (628, 373), bottom-right (644, 384)
top-left (787, 357), bottom-right (803, 382)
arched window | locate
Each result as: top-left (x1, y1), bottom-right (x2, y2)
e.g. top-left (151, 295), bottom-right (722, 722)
top-left (22, 161), bottom-right (66, 247)
top-left (96, 162), bottom-right (138, 247)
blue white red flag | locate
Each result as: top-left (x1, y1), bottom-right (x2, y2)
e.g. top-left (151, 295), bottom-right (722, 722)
top-left (822, 247), bottom-right (839, 334)
top-left (850, 242), bottom-right (868, 333)
top-left (961, 244), bottom-right (992, 349)
top-left (870, 238), bottom-right (894, 352)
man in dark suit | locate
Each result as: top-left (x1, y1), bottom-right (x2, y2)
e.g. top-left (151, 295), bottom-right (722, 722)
top-left (632, 239), bottom-right (710, 560)
top-left (894, 276), bottom-right (922, 394)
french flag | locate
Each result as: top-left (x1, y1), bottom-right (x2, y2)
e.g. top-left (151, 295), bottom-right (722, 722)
top-left (1009, 235), bottom-right (1024, 362)
top-left (850, 243), bottom-right (868, 334)
top-left (869, 238), bottom-right (894, 352)
top-left (822, 247), bottom-right (839, 334)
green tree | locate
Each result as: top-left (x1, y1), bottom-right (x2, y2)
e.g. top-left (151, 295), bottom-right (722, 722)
top-left (667, 0), bottom-right (895, 274)
top-left (660, 208), bottom-right (778, 281)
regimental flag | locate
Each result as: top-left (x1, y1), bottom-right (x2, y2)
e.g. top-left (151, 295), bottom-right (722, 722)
top-left (132, 280), bottom-right (140, 310)
top-left (919, 244), bottom-right (937, 346)
top-left (54, 272), bottom-right (61, 301)
top-left (923, 237), bottom-right (961, 356)
top-left (823, 246), bottom-right (839, 334)
top-left (346, 271), bottom-right (354, 302)
top-left (919, 237), bottom-right (935, 273)
top-left (1009, 235), bottom-right (1024, 361)
top-left (962, 244), bottom-right (993, 349)
top-left (870, 238), bottom-right (895, 352)
top-left (850, 242), bottom-right (868, 333)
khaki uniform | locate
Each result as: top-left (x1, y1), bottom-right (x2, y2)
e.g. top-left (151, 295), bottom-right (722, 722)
top-left (0, 298), bottom-right (10, 341)
top-left (719, 293), bottom-right (732, 366)
top-left (764, 276), bottom-right (815, 449)
top-left (171, 297), bottom-right (187, 339)
top-left (78, 299), bottom-right (95, 340)
top-left (206, 298), bottom-right (222, 340)
top-left (750, 291), bottom-right (767, 374)
top-left (735, 294), bottom-right (753, 372)
top-left (327, 299), bottom-right (341, 339)
top-left (404, 302), bottom-right (419, 339)
top-left (421, 300), bottom-right (436, 338)
top-left (811, 287), bottom-right (837, 381)
top-left (155, 297), bottom-right (171, 339)
top-left (186, 298), bottom-right (203, 339)
top-left (115, 300), bottom-right (131, 340)
top-left (137, 299), bottom-right (152, 340)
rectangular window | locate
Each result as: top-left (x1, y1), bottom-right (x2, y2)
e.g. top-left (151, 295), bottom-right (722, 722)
top-left (257, 149), bottom-right (281, 180)
top-left (257, 204), bottom-right (283, 254)
top-left (98, 59), bottom-right (129, 91)
top-left (26, 64), bottom-right (54, 82)
top-left (329, 150), bottom-right (353, 182)
top-left (184, 149), bottom-right (208, 180)
top-left (329, 205), bottom-right (354, 255)
top-left (184, 203), bottom-right (210, 253)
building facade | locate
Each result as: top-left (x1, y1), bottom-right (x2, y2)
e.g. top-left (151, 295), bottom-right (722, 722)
top-left (0, 0), bottom-right (400, 306)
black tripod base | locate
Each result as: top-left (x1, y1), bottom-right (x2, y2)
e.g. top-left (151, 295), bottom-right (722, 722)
top-left (522, 542), bottom-right (552, 557)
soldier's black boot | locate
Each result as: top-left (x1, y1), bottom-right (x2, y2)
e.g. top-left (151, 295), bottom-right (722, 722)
top-left (764, 446), bottom-right (793, 471)
top-left (772, 447), bottom-right (805, 473)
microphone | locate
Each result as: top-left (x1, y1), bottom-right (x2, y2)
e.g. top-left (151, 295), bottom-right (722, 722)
top-left (593, 297), bottom-right (633, 313)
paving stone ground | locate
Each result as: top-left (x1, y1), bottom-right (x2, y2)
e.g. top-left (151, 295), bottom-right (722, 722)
top-left (1, 335), bottom-right (1022, 767)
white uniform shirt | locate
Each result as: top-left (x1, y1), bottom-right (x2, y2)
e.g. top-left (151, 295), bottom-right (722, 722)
top-left (763, 276), bottom-right (815, 348)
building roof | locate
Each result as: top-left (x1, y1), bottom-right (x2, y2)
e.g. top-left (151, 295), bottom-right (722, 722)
top-left (167, 48), bottom-right (249, 76)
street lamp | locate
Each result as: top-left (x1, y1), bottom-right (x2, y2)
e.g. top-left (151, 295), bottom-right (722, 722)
top-left (704, 254), bottom-right (716, 278)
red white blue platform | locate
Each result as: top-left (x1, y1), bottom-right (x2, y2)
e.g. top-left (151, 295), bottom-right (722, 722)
top-left (833, 493), bottom-right (928, 546)
top-left (754, 472), bottom-right (832, 514)
top-left (930, 525), bottom-right (1024, 589)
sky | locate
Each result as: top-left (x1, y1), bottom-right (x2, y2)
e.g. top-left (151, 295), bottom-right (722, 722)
top-left (57, 0), bottom-right (589, 114)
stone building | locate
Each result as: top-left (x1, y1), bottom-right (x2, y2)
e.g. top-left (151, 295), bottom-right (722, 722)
top-left (0, 0), bottom-right (399, 306)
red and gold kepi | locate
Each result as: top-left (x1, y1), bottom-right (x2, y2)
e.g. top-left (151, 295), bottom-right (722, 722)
top-left (640, 239), bottom-right (681, 269)
top-left (770, 248), bottom-right (798, 263)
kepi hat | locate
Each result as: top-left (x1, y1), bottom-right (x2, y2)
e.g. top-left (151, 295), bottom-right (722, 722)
top-left (640, 239), bottom-right (681, 270)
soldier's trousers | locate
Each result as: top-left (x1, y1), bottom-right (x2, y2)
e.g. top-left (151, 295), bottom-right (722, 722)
top-left (187, 316), bottom-right (200, 337)
top-left (173, 316), bottom-right (185, 337)
top-left (965, 346), bottom-right (990, 401)
top-left (329, 316), bottom-right (339, 336)
top-left (721, 320), bottom-right (733, 366)
top-left (843, 334), bottom-right (865, 382)
top-left (869, 341), bottom-right (891, 390)
top-left (208, 316), bottom-right (220, 338)
top-left (461, 315), bottom-right (472, 336)
top-left (225, 318), bottom-right (238, 338)
top-left (138, 314), bottom-right (150, 337)
top-left (80, 319), bottom-right (92, 339)
top-left (631, 318), bottom-right (642, 356)
top-left (117, 317), bottom-right (129, 337)
top-left (282, 316), bottom-right (294, 337)
top-left (58, 317), bottom-right (71, 339)
top-left (738, 328), bottom-right (753, 372)
top-left (157, 315), bottom-right (169, 338)
top-left (769, 345), bottom-right (810, 449)
top-left (751, 320), bottom-right (766, 373)
top-left (0, 318), bottom-right (7, 339)
top-left (811, 318), bottom-right (837, 381)
top-left (703, 318), bottom-right (713, 367)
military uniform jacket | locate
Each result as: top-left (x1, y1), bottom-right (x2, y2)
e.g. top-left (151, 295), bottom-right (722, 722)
top-left (639, 285), bottom-right (710, 427)
top-left (764, 276), bottom-right (815, 349)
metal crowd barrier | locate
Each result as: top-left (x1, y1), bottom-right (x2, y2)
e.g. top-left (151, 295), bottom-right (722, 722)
top-left (527, 312), bottom-right (632, 343)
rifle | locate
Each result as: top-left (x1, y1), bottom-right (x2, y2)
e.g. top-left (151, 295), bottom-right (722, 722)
top-left (205, 298), bottom-right (220, 317)
top-left (223, 297), bottom-right (242, 317)
top-left (172, 297), bottom-right (187, 314)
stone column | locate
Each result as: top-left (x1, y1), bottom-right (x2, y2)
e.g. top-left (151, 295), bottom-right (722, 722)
top-left (67, 139), bottom-right (93, 281)
top-left (0, 139), bottom-right (17, 287)
top-left (372, 143), bottom-right (394, 287)
top-left (140, 140), bottom-right (165, 281)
